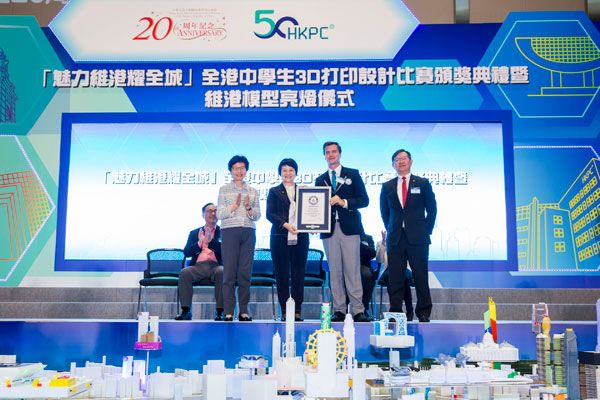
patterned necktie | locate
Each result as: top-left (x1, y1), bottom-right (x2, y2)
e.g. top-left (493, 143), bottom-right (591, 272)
top-left (402, 176), bottom-right (408, 206)
top-left (331, 170), bottom-right (337, 189)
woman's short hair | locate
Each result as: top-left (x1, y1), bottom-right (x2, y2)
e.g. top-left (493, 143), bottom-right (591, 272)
top-left (278, 158), bottom-right (298, 175)
top-left (228, 155), bottom-right (249, 171)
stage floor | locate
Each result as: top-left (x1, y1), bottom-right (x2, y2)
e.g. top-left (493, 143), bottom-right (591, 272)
top-left (0, 319), bottom-right (595, 372)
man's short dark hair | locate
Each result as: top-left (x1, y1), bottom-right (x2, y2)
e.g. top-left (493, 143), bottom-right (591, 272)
top-left (323, 141), bottom-right (342, 154)
top-left (392, 149), bottom-right (412, 162)
top-left (202, 202), bottom-right (215, 213)
top-left (228, 155), bottom-right (249, 171)
top-left (278, 158), bottom-right (298, 175)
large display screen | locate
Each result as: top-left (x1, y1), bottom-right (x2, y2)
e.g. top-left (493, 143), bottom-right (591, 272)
top-left (56, 112), bottom-right (516, 271)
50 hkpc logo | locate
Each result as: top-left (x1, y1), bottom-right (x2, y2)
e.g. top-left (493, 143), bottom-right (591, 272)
top-left (254, 10), bottom-right (333, 40)
top-left (132, 9), bottom-right (227, 42)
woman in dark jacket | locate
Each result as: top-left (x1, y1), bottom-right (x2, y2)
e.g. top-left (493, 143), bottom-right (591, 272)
top-left (266, 158), bottom-right (309, 321)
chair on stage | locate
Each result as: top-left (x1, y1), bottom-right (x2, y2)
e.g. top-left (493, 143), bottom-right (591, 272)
top-left (362, 259), bottom-right (380, 318)
top-left (137, 248), bottom-right (185, 315)
top-left (304, 248), bottom-right (328, 303)
top-left (375, 264), bottom-right (388, 319)
top-left (251, 248), bottom-right (277, 320)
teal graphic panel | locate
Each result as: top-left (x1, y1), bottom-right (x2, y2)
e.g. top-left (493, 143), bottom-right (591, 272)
top-left (0, 136), bottom-right (54, 282)
top-left (481, 11), bottom-right (600, 139)
top-left (0, 16), bottom-right (63, 135)
top-left (514, 146), bottom-right (599, 273)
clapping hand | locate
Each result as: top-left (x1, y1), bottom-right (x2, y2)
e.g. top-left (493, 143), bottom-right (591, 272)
top-left (197, 230), bottom-right (206, 247)
top-left (231, 193), bottom-right (242, 212)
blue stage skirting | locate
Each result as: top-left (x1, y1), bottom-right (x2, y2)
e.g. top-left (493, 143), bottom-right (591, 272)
top-left (0, 320), bottom-right (595, 372)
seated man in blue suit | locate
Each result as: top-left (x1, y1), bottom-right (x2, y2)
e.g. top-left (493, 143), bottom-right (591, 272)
top-left (176, 202), bottom-right (224, 321)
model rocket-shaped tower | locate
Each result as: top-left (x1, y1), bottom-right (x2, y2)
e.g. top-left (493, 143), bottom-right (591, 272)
top-left (343, 312), bottom-right (356, 371)
top-left (272, 331), bottom-right (281, 366)
top-left (285, 297), bottom-right (296, 358)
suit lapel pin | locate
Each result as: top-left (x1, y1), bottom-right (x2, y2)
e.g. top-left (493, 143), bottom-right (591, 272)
top-left (338, 177), bottom-right (352, 186)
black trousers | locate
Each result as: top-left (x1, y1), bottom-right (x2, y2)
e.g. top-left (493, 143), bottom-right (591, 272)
top-left (270, 233), bottom-right (309, 314)
top-left (387, 231), bottom-right (432, 318)
top-left (378, 269), bottom-right (413, 317)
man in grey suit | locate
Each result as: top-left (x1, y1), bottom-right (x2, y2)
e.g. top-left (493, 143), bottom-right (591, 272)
top-left (380, 149), bottom-right (437, 322)
top-left (315, 141), bottom-right (371, 322)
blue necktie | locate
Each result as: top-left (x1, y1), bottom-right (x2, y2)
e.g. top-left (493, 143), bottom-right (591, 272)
top-left (331, 170), bottom-right (337, 189)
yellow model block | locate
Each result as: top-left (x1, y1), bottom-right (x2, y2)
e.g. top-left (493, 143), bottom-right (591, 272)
top-left (49, 377), bottom-right (76, 387)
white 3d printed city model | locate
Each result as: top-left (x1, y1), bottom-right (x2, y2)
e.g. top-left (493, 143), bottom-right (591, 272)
top-left (0, 296), bottom-right (597, 399)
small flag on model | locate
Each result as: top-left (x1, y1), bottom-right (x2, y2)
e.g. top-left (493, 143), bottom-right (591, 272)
top-left (489, 297), bottom-right (498, 343)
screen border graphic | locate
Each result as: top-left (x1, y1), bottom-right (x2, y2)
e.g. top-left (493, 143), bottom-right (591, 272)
top-left (56, 110), bottom-right (516, 272)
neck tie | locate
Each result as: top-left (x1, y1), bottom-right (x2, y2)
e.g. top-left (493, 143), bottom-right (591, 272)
top-left (402, 176), bottom-right (408, 206)
top-left (331, 170), bottom-right (337, 189)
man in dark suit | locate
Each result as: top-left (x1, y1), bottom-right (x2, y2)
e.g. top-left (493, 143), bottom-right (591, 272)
top-left (176, 202), bottom-right (224, 321)
top-left (315, 141), bottom-right (370, 322)
top-left (380, 149), bottom-right (437, 322)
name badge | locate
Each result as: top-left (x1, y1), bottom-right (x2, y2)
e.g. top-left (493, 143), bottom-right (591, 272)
top-left (410, 187), bottom-right (421, 194)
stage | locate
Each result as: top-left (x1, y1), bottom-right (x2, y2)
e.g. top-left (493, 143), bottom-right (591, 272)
top-left (0, 319), bottom-right (595, 372)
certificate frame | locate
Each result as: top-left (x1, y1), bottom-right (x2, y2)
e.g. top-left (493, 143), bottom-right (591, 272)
top-left (296, 186), bottom-right (331, 233)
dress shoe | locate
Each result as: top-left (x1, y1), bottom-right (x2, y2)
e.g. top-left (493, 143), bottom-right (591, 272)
top-left (214, 309), bottom-right (224, 321)
top-left (406, 313), bottom-right (414, 321)
top-left (330, 311), bottom-right (346, 322)
top-left (174, 310), bottom-right (192, 321)
top-left (353, 312), bottom-right (373, 323)
top-left (294, 313), bottom-right (303, 322)
top-left (238, 314), bottom-right (253, 322)
top-left (224, 315), bottom-right (234, 322)
top-left (418, 316), bottom-right (430, 323)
